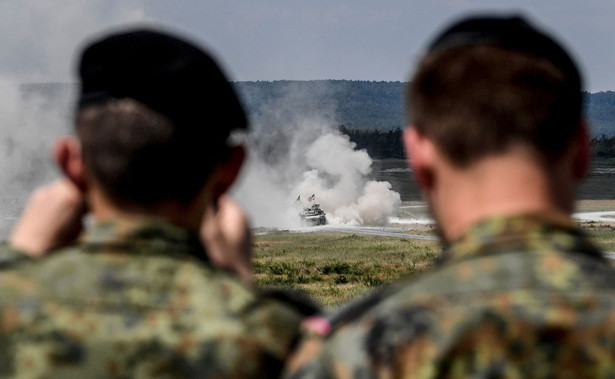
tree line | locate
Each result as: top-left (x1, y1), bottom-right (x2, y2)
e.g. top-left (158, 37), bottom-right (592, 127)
top-left (340, 127), bottom-right (405, 159)
top-left (592, 135), bottom-right (615, 158)
top-left (236, 80), bottom-right (615, 136)
top-left (343, 127), bottom-right (615, 160)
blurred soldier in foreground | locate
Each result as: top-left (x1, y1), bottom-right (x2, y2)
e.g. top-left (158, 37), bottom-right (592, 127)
top-left (0, 29), bottom-right (314, 377)
top-left (285, 14), bottom-right (615, 377)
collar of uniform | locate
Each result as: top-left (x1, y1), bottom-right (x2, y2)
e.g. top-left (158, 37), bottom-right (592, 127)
top-left (78, 218), bottom-right (209, 263)
top-left (439, 213), bottom-right (601, 266)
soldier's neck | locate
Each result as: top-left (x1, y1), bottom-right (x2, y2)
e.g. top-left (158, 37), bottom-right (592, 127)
top-left (430, 153), bottom-right (574, 243)
top-left (87, 187), bottom-right (207, 233)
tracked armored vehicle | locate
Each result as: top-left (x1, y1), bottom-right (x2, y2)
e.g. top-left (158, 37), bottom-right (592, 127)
top-left (299, 203), bottom-right (327, 226)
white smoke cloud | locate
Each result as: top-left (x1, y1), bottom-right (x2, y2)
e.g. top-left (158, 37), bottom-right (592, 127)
top-left (0, 0), bottom-right (150, 237)
top-left (0, 82), bottom-right (71, 189)
top-left (290, 132), bottom-right (401, 226)
top-left (232, 83), bottom-right (401, 228)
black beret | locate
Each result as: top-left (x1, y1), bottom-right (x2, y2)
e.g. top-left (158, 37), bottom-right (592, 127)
top-left (78, 28), bottom-right (247, 138)
top-left (427, 14), bottom-right (582, 92)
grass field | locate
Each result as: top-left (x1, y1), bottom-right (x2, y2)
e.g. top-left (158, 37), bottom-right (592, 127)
top-left (253, 231), bottom-right (439, 306)
top-left (583, 222), bottom-right (615, 251)
top-left (254, 201), bottom-right (615, 307)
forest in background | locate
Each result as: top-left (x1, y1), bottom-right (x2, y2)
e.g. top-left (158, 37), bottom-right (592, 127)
top-left (235, 80), bottom-right (615, 136)
top-left (342, 128), bottom-right (615, 160)
top-left (235, 80), bottom-right (615, 159)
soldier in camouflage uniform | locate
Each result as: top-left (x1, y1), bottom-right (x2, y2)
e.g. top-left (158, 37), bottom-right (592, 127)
top-left (0, 29), bottom-right (316, 377)
top-left (284, 15), bottom-right (615, 378)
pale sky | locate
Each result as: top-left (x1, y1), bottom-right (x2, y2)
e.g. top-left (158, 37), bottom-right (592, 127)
top-left (1, 0), bottom-right (614, 92)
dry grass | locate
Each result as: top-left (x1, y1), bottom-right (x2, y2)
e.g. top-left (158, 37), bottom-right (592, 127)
top-left (253, 231), bottom-right (439, 307)
top-left (253, 217), bottom-right (615, 307)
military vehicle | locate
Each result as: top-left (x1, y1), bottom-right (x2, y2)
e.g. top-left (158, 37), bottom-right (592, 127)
top-left (299, 203), bottom-right (327, 226)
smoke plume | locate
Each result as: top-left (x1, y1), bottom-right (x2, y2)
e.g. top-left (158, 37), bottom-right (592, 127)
top-left (232, 82), bottom-right (401, 228)
top-left (0, 0), bottom-right (148, 237)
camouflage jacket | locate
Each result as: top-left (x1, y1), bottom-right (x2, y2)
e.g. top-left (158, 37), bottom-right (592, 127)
top-left (285, 214), bottom-right (615, 378)
top-left (0, 219), bottom-right (308, 378)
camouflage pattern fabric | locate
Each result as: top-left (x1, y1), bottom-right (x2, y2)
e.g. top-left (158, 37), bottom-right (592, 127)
top-left (284, 213), bottom-right (615, 378)
top-left (0, 243), bottom-right (32, 269)
top-left (0, 219), bottom-right (307, 378)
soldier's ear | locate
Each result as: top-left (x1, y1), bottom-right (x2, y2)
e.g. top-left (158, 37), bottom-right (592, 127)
top-left (54, 137), bottom-right (87, 191)
top-left (403, 127), bottom-right (436, 192)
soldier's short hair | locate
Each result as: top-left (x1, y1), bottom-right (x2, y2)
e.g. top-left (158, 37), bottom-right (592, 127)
top-left (75, 29), bottom-right (247, 207)
top-left (76, 98), bottom-right (222, 207)
top-left (407, 15), bottom-right (583, 167)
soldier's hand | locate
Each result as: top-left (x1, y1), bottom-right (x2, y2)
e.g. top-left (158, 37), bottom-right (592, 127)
top-left (201, 194), bottom-right (253, 285)
top-left (10, 179), bottom-right (86, 257)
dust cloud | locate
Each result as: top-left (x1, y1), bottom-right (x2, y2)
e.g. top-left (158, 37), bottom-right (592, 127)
top-left (232, 82), bottom-right (401, 228)
top-left (0, 0), bottom-right (148, 237)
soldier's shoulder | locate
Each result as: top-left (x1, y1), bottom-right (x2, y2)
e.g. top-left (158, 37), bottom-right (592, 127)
top-left (0, 242), bottom-right (33, 270)
top-left (256, 287), bottom-right (321, 317)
